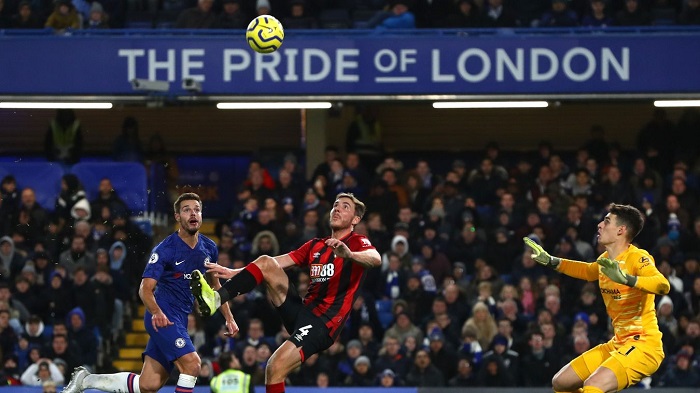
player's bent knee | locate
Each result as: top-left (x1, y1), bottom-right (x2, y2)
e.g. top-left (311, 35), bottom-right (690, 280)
top-left (139, 380), bottom-right (163, 393)
top-left (552, 366), bottom-right (583, 392)
top-left (257, 255), bottom-right (279, 270)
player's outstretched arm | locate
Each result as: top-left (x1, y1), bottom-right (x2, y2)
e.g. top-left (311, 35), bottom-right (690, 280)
top-left (208, 270), bottom-right (239, 336)
top-left (524, 237), bottom-right (598, 281)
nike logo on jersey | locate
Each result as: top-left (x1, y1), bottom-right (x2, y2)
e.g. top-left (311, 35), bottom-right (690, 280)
top-left (175, 260), bottom-right (185, 265)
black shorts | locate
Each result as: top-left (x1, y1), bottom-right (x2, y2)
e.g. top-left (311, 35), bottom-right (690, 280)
top-left (276, 284), bottom-right (334, 362)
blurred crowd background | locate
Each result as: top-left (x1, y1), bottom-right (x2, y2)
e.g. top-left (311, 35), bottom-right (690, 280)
top-left (0, 0), bottom-right (699, 31)
top-left (0, 106), bottom-right (699, 388)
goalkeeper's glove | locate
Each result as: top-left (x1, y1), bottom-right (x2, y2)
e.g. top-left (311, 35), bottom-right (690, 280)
top-left (597, 257), bottom-right (636, 287)
top-left (523, 237), bottom-right (560, 268)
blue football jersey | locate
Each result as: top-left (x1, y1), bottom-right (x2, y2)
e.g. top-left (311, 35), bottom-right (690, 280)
top-left (142, 231), bottom-right (219, 322)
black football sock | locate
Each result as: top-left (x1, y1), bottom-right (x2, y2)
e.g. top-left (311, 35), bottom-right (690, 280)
top-left (219, 264), bottom-right (263, 303)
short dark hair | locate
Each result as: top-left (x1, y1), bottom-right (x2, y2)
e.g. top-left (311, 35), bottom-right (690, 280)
top-left (608, 203), bottom-right (644, 241)
top-left (174, 193), bottom-right (202, 215)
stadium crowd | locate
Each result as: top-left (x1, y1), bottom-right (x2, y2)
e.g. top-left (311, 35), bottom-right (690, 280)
top-left (0, 108), bottom-right (700, 388)
top-left (0, 0), bottom-right (699, 31)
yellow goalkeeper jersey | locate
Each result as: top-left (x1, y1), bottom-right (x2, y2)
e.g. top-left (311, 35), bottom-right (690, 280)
top-left (557, 244), bottom-right (670, 345)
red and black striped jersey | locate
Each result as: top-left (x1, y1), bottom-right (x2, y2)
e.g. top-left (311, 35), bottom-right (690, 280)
top-left (288, 232), bottom-right (375, 338)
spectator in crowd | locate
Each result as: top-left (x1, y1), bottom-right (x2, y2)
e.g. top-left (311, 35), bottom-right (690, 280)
top-left (0, 237), bottom-right (25, 283)
top-left (345, 355), bottom-right (375, 386)
top-left (84, 1), bottom-right (109, 28)
top-left (462, 301), bottom-right (498, 350)
top-left (143, 133), bottom-right (180, 217)
top-left (54, 174), bottom-right (87, 235)
top-left (20, 358), bottom-right (64, 386)
top-left (11, 0), bottom-right (41, 28)
top-left (519, 330), bottom-right (559, 386)
top-left (40, 271), bottom-right (73, 325)
top-left (90, 178), bottom-right (129, 218)
top-left (659, 349), bottom-right (700, 387)
top-left (45, 331), bottom-right (80, 381)
top-left (58, 236), bottom-right (96, 277)
top-left (404, 348), bottom-right (445, 386)
top-left (42, 379), bottom-right (59, 393)
top-left (368, 0), bottom-right (416, 29)
top-left (214, 0), bottom-right (248, 28)
top-left (427, 329), bottom-right (460, 380)
top-left (482, 0), bottom-right (518, 26)
top-left (282, 0), bottom-right (317, 28)
top-left (44, 0), bottom-right (80, 31)
top-left (210, 351), bottom-right (253, 393)
top-left (0, 175), bottom-right (19, 238)
top-left (112, 116), bottom-right (142, 162)
top-left (476, 355), bottom-right (516, 386)
top-left (448, 357), bottom-right (477, 386)
top-left (678, 0), bottom-right (700, 24)
top-left (0, 0), bottom-right (10, 28)
top-left (615, 0), bottom-right (652, 25)
top-left (443, 0), bottom-right (483, 27)
top-left (174, 0), bottom-right (216, 28)
top-left (540, 0), bottom-right (579, 27)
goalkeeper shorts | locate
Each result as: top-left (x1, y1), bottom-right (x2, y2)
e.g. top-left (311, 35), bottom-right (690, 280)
top-left (570, 339), bottom-right (664, 390)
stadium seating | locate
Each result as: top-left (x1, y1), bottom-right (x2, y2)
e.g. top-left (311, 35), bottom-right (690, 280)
top-left (0, 162), bottom-right (65, 211)
top-left (375, 299), bottom-right (394, 329)
top-left (319, 9), bottom-right (352, 29)
top-left (70, 162), bottom-right (148, 215)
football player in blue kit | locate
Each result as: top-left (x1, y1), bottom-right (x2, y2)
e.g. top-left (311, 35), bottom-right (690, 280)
top-left (62, 193), bottom-right (238, 393)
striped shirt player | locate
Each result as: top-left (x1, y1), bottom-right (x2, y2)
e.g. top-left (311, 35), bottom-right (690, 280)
top-left (62, 193), bottom-right (237, 393)
top-left (524, 203), bottom-right (670, 393)
top-left (191, 192), bottom-right (381, 393)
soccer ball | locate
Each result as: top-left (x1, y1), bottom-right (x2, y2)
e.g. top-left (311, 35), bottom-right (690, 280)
top-left (246, 15), bottom-right (285, 54)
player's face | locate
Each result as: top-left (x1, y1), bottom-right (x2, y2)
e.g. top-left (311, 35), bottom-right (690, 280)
top-left (597, 213), bottom-right (620, 245)
top-left (177, 200), bottom-right (202, 235)
top-left (329, 197), bottom-right (359, 230)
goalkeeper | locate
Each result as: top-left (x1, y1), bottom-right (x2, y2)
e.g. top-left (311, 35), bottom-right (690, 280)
top-left (523, 203), bottom-right (669, 393)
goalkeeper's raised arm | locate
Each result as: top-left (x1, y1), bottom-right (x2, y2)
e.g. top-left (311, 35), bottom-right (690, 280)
top-left (523, 203), bottom-right (669, 393)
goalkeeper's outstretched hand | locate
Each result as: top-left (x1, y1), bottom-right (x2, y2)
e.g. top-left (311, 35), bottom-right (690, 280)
top-left (597, 257), bottom-right (630, 285)
top-left (523, 237), bottom-right (559, 267)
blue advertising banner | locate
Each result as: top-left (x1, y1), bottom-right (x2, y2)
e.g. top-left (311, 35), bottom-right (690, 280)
top-left (1, 29), bottom-right (700, 95)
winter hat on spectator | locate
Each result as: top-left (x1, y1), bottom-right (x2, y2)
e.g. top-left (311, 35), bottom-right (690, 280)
top-left (257, 0), bottom-right (270, 10)
top-left (354, 355), bottom-right (371, 368)
top-left (346, 339), bottom-right (362, 351)
top-left (380, 369), bottom-right (395, 378)
top-left (574, 312), bottom-right (590, 325)
top-left (657, 295), bottom-right (673, 313)
top-left (491, 334), bottom-right (509, 349)
top-left (90, 2), bottom-right (104, 13)
top-left (429, 330), bottom-right (445, 342)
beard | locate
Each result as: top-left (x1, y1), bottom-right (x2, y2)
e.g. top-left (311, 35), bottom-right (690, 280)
top-left (181, 220), bottom-right (200, 235)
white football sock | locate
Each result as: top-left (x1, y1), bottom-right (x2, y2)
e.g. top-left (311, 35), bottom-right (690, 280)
top-left (83, 372), bottom-right (141, 393)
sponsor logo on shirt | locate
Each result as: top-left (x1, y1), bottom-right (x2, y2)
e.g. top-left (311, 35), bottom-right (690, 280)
top-left (148, 253), bottom-right (159, 264)
top-left (361, 238), bottom-right (372, 247)
top-left (310, 263), bottom-right (335, 283)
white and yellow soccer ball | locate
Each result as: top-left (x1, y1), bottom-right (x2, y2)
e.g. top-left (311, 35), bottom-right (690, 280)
top-left (246, 15), bottom-right (285, 54)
